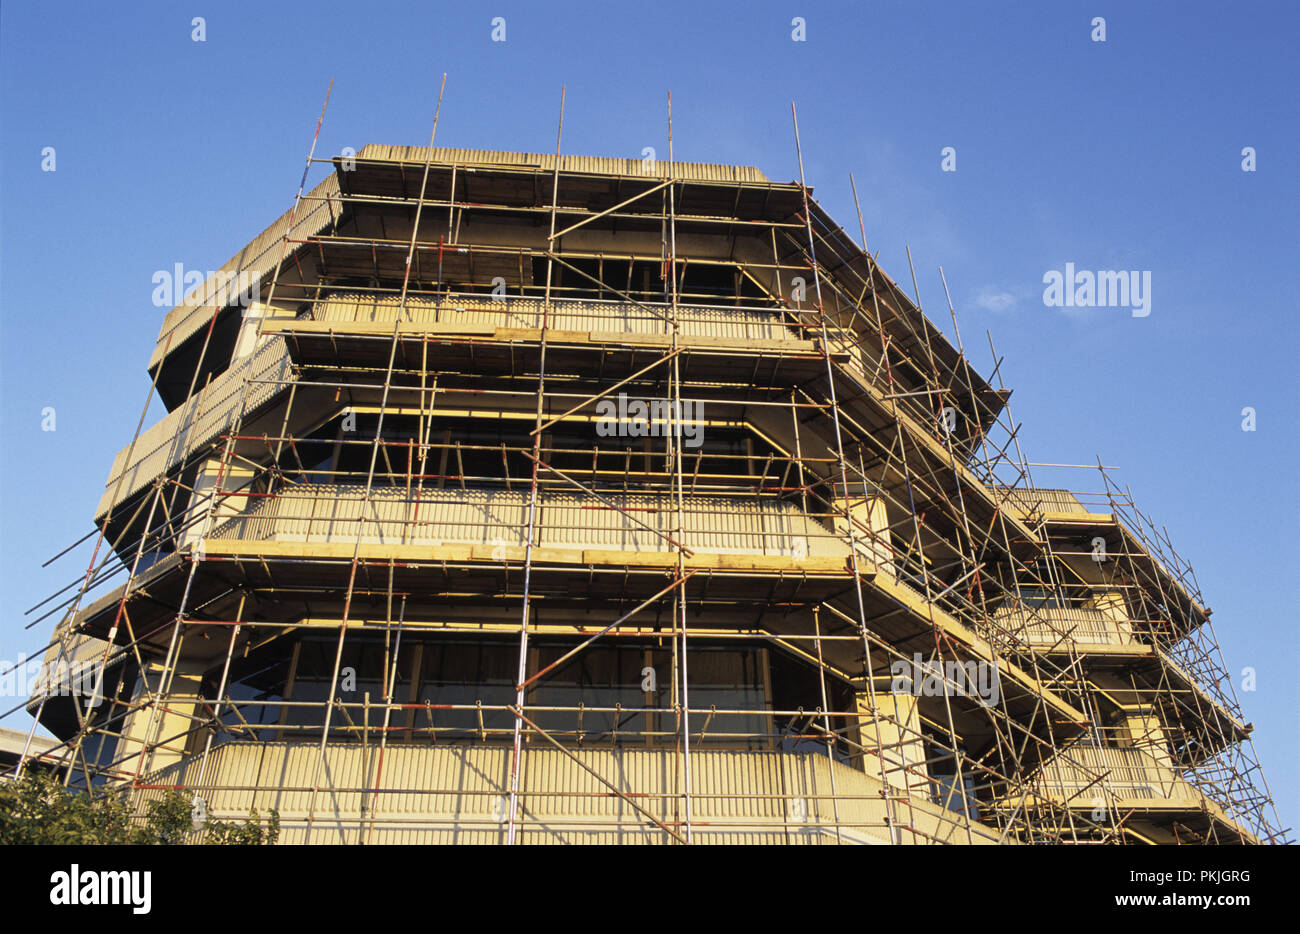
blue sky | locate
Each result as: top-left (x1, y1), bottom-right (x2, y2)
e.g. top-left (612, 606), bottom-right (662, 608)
top-left (2, 0), bottom-right (1296, 833)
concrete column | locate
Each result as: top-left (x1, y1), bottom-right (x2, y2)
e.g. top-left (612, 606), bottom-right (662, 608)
top-left (1120, 704), bottom-right (1176, 795)
top-left (1090, 589), bottom-right (1133, 644)
top-left (232, 301), bottom-right (295, 363)
top-left (855, 690), bottom-right (927, 793)
top-left (231, 306), bottom-right (263, 361)
top-left (179, 459), bottom-right (255, 550)
top-left (120, 659), bottom-right (207, 775)
top-left (835, 488), bottom-right (894, 577)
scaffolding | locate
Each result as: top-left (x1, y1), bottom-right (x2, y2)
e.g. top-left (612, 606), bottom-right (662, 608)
top-left (5, 85), bottom-right (1288, 845)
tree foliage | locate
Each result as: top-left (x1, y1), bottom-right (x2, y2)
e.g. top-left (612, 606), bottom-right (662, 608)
top-left (0, 772), bottom-right (279, 845)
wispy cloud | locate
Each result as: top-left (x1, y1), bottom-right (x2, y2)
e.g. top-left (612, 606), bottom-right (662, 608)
top-left (974, 288), bottom-right (1017, 313)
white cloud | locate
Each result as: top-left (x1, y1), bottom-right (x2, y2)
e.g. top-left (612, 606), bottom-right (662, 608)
top-left (974, 288), bottom-right (1016, 313)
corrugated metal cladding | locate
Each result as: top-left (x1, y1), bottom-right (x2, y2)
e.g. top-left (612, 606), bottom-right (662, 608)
top-left (149, 175), bottom-right (342, 372)
top-left (315, 291), bottom-right (797, 343)
top-left (1035, 746), bottom-right (1189, 802)
top-left (137, 741), bottom-right (998, 844)
top-left (208, 484), bottom-right (848, 558)
top-left (356, 145), bottom-right (771, 185)
top-left (96, 338), bottom-right (292, 519)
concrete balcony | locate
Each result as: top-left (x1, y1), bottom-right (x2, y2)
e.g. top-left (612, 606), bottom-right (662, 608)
top-left (1030, 743), bottom-right (1259, 843)
top-left (134, 740), bottom-right (1003, 845)
top-left (206, 482), bottom-right (851, 560)
top-left (314, 291), bottom-right (800, 344)
top-left (95, 336), bottom-right (293, 521)
top-left (1036, 744), bottom-right (1186, 800)
top-left (992, 604), bottom-right (1135, 649)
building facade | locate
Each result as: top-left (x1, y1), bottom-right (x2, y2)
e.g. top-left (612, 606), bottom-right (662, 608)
top-left (21, 145), bottom-right (1285, 844)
